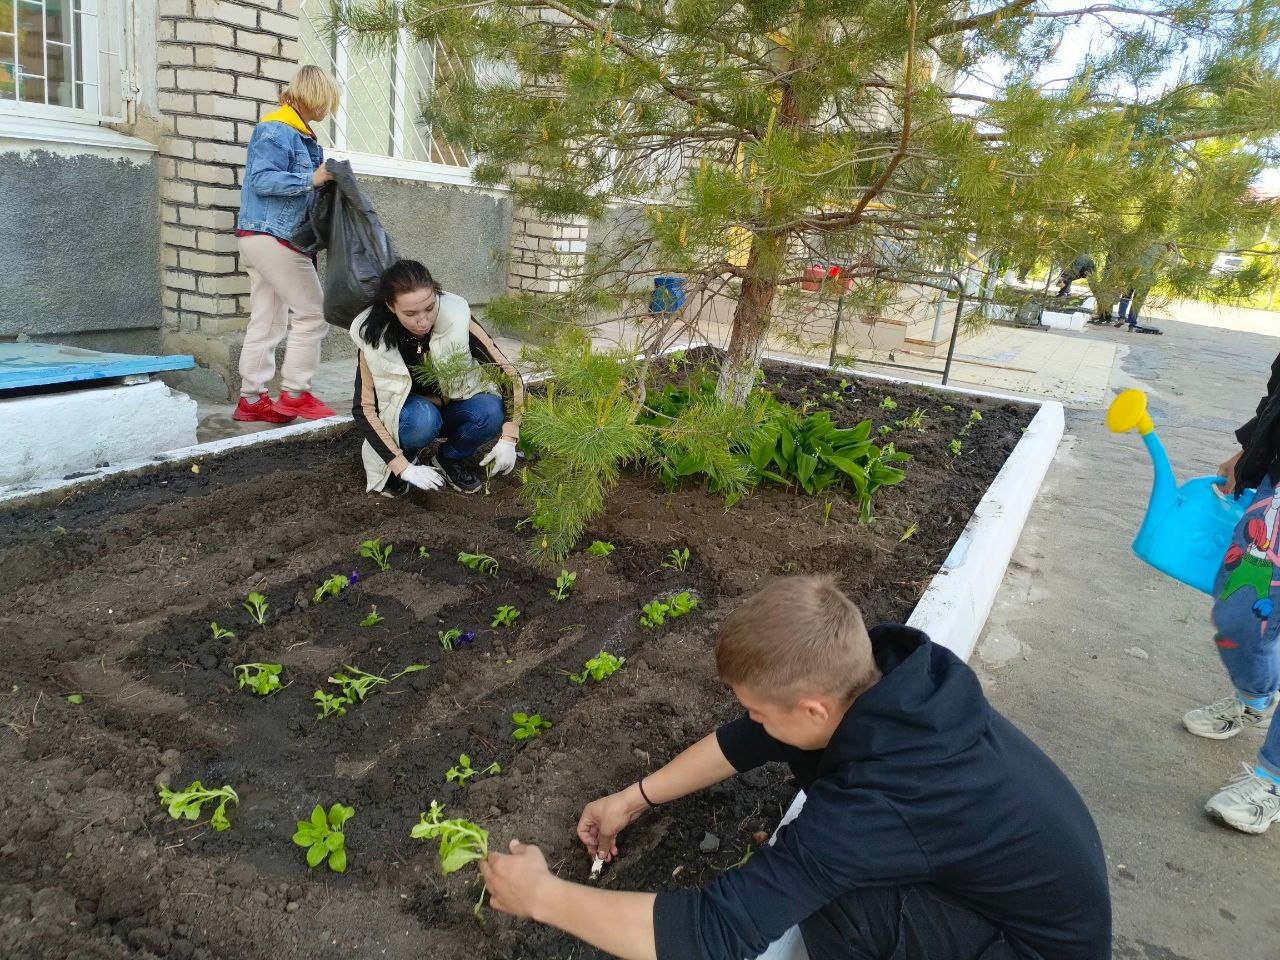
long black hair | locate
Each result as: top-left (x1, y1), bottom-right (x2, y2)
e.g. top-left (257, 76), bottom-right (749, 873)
top-left (359, 259), bottom-right (444, 351)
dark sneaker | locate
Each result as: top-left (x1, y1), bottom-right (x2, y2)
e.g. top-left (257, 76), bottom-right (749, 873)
top-left (432, 453), bottom-right (483, 494)
top-left (378, 473), bottom-right (409, 498)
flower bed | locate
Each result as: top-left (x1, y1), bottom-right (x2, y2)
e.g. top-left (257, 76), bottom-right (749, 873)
top-left (0, 359), bottom-right (1034, 960)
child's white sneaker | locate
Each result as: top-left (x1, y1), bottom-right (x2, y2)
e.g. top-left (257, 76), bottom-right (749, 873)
top-left (1205, 765), bottom-right (1280, 834)
top-left (1182, 695), bottom-right (1274, 740)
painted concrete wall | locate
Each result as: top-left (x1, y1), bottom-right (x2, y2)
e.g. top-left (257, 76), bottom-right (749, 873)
top-left (0, 148), bottom-right (163, 337)
top-left (356, 178), bottom-right (512, 305)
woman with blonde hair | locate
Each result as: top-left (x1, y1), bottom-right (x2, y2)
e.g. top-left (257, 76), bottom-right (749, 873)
top-left (233, 64), bottom-right (343, 423)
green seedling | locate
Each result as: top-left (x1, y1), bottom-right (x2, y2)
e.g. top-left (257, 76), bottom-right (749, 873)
top-left (959, 409), bottom-right (983, 436)
top-left (158, 780), bottom-right (239, 832)
top-left (586, 540), bottom-right (615, 557)
top-left (491, 605), bottom-right (521, 628)
top-left (569, 651), bottom-right (625, 684)
top-left (66, 694), bottom-right (83, 705)
top-left (411, 801), bottom-right (490, 917)
top-left (359, 538), bottom-right (393, 572)
top-left (894, 408), bottom-right (926, 431)
top-left (879, 396), bottom-right (898, 411)
top-left (209, 622), bottom-right (235, 640)
top-left (360, 608), bottom-right (384, 628)
top-left (511, 712), bottom-right (551, 740)
top-left (457, 551), bottom-right (499, 575)
top-left (822, 501), bottom-right (833, 526)
top-left (329, 663), bottom-right (426, 704)
top-left (439, 628), bottom-right (462, 651)
top-left (900, 523), bottom-right (919, 543)
top-left (640, 589), bottom-right (699, 628)
top-left (878, 424), bottom-right (893, 436)
top-left (662, 547), bottom-right (691, 572)
top-left (949, 439), bottom-right (963, 457)
top-left (235, 662), bottom-right (283, 696)
top-left (313, 574), bottom-right (350, 604)
top-left (243, 591), bottom-right (269, 625)
top-left (313, 690), bottom-right (349, 719)
top-left (550, 570), bottom-right (577, 601)
top-left (445, 754), bottom-right (501, 786)
top-left (731, 846), bottom-right (755, 869)
top-left (292, 803), bottom-right (354, 873)
top-left (942, 404), bottom-right (955, 413)
top-left (418, 545), bottom-right (430, 559)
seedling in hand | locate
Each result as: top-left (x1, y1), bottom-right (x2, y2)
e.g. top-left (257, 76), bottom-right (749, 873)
top-left (235, 662), bottom-right (283, 696)
top-left (586, 540), bottom-right (615, 557)
top-left (662, 547), bottom-right (690, 572)
top-left (457, 551), bottom-right (499, 575)
top-left (445, 754), bottom-right (501, 786)
top-left (359, 538), bottom-right (393, 572)
top-left (511, 712), bottom-right (551, 740)
top-left (568, 651), bottom-right (625, 684)
top-left (550, 570), bottom-right (577, 601)
top-left (360, 608), bottom-right (384, 628)
top-left (158, 780), bottom-right (239, 832)
top-left (243, 592), bottom-right (269, 625)
top-left (209, 622), bottom-right (235, 640)
top-left (313, 574), bottom-right (350, 603)
top-left (491, 605), bottom-right (521, 628)
top-left (292, 802), bottom-right (354, 873)
top-left (411, 801), bottom-right (490, 917)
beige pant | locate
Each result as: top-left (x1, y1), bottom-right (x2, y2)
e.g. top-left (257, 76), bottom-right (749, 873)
top-left (237, 234), bottom-right (328, 396)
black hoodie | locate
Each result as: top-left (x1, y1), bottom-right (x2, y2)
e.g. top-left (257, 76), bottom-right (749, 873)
top-left (653, 626), bottom-right (1111, 960)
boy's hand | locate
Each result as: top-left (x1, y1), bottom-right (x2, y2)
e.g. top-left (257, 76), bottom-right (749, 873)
top-left (577, 784), bottom-right (648, 862)
top-left (479, 840), bottom-right (555, 920)
top-left (1219, 451), bottom-right (1243, 495)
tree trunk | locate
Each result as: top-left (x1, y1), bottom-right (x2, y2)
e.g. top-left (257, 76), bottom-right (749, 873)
top-left (716, 232), bottom-right (785, 406)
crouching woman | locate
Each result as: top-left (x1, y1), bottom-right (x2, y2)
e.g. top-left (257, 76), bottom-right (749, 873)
top-left (350, 260), bottom-right (524, 496)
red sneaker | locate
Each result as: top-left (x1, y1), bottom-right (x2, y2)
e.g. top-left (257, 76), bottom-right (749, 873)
top-left (273, 391), bottom-right (335, 421)
top-left (234, 393), bottom-right (297, 424)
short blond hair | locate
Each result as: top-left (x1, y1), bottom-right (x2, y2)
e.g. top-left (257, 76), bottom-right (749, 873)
top-left (715, 576), bottom-right (878, 704)
top-left (281, 65), bottom-right (341, 120)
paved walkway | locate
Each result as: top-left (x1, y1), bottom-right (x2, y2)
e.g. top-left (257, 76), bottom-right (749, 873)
top-left (976, 315), bottom-right (1280, 960)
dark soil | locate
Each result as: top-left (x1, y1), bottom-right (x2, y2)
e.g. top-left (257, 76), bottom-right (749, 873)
top-left (0, 359), bottom-right (1032, 960)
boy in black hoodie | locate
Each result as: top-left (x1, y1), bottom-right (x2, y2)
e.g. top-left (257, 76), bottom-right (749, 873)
top-left (480, 576), bottom-right (1111, 960)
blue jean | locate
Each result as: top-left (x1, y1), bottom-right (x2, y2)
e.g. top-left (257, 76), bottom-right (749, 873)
top-left (1211, 475), bottom-right (1280, 775)
top-left (398, 392), bottom-right (504, 462)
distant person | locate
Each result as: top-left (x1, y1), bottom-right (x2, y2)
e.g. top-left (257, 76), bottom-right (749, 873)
top-left (233, 65), bottom-right (341, 425)
top-left (480, 576), bottom-right (1112, 960)
top-left (1056, 254), bottom-right (1096, 297)
top-left (350, 260), bottom-right (523, 496)
top-left (1183, 355), bottom-right (1280, 833)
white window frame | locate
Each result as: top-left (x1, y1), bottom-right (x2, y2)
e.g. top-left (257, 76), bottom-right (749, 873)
top-left (0, 0), bottom-right (131, 128)
top-left (300, 1), bottom-right (478, 187)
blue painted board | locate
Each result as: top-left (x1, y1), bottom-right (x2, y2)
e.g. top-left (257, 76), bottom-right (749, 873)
top-left (0, 343), bottom-right (196, 391)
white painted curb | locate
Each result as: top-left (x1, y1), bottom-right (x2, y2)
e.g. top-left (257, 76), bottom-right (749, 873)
top-left (0, 415), bottom-right (352, 505)
top-left (754, 384), bottom-right (1065, 960)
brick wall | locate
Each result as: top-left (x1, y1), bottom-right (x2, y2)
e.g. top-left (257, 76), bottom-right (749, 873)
top-left (507, 202), bottom-right (589, 295)
top-left (156, 0), bottom-right (303, 339)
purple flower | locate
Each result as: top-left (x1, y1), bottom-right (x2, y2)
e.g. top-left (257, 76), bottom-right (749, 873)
top-left (843, 384), bottom-right (855, 394)
top-left (457, 630), bottom-right (476, 647)
top-left (348, 571), bottom-right (360, 584)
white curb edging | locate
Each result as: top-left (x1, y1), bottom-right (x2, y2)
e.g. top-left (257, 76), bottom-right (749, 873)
top-left (755, 385), bottom-right (1065, 960)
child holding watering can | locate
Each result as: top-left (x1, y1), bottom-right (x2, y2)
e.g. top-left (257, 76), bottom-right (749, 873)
top-left (1182, 353), bottom-right (1280, 834)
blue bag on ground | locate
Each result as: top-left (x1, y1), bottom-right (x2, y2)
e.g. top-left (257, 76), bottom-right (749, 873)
top-left (291, 159), bottom-right (400, 329)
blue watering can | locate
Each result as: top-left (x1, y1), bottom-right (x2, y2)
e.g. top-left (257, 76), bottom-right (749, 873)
top-left (1106, 389), bottom-right (1251, 595)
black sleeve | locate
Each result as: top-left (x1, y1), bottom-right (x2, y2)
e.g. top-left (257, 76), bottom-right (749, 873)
top-left (1237, 352), bottom-right (1280, 447)
top-left (716, 714), bottom-right (791, 772)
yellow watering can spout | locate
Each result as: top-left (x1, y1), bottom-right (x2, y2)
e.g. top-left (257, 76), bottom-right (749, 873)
top-left (1106, 388), bottom-right (1155, 436)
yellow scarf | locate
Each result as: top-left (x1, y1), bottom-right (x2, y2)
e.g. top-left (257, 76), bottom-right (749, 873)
top-left (259, 104), bottom-right (314, 138)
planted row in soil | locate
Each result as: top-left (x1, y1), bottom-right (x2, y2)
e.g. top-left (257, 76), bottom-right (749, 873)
top-left (0, 359), bottom-right (1033, 960)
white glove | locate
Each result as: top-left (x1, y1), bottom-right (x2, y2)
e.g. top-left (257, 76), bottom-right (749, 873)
top-left (401, 463), bottom-right (446, 491)
top-left (480, 438), bottom-right (518, 476)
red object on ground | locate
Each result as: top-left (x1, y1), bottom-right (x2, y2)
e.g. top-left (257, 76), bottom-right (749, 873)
top-left (272, 391), bottom-right (335, 420)
top-left (233, 393), bottom-right (297, 424)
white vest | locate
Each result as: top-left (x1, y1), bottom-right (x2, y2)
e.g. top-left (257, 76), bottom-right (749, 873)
top-left (348, 291), bottom-right (488, 492)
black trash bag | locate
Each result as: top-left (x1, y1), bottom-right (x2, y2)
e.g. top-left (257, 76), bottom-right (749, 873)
top-left (291, 159), bottom-right (400, 329)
